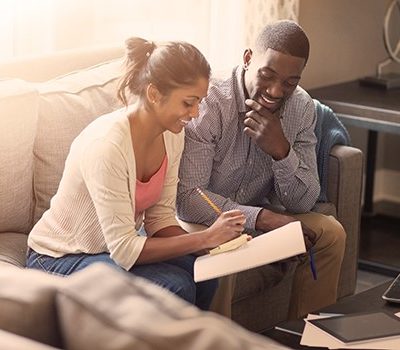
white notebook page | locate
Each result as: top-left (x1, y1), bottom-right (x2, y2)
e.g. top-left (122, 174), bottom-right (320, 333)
top-left (194, 221), bottom-right (305, 282)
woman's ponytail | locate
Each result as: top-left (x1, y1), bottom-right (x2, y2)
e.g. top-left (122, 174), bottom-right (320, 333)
top-left (117, 37), bottom-right (156, 106)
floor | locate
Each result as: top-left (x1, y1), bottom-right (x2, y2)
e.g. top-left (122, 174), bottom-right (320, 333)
top-left (355, 213), bottom-right (400, 293)
top-left (359, 214), bottom-right (400, 275)
top-left (355, 269), bottom-right (392, 294)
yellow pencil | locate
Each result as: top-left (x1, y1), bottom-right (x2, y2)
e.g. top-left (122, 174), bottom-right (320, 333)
top-left (196, 188), bottom-right (222, 215)
top-left (196, 187), bottom-right (249, 255)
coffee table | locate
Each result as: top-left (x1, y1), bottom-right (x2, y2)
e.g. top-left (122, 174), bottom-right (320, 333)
top-left (263, 281), bottom-right (400, 349)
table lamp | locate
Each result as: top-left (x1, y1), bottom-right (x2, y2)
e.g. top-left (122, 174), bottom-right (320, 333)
top-left (359, 0), bottom-right (400, 89)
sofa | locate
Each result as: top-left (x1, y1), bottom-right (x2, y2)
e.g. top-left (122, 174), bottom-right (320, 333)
top-left (0, 263), bottom-right (295, 350)
top-left (0, 45), bottom-right (363, 343)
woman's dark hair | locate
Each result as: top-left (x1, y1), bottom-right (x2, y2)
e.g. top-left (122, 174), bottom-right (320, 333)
top-left (118, 37), bottom-right (211, 106)
top-left (255, 20), bottom-right (310, 64)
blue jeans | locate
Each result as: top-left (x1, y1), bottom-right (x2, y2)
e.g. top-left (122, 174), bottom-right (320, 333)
top-left (26, 249), bottom-right (218, 310)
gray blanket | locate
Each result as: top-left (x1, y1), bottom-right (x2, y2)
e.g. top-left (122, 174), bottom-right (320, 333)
top-left (314, 99), bottom-right (351, 202)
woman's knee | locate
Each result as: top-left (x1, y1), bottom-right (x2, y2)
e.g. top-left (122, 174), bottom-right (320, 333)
top-left (170, 274), bottom-right (220, 308)
top-left (200, 278), bottom-right (219, 299)
top-left (170, 274), bottom-right (197, 304)
top-left (196, 278), bottom-right (219, 310)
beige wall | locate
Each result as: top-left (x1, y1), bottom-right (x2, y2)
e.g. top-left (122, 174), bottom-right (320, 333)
top-left (299, 0), bottom-right (389, 89)
top-left (298, 0), bottom-right (400, 206)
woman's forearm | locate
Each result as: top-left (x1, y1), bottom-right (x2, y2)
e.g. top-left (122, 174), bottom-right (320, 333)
top-left (135, 227), bottom-right (208, 264)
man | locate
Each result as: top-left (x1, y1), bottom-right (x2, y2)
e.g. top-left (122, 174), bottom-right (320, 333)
top-left (177, 20), bottom-right (345, 319)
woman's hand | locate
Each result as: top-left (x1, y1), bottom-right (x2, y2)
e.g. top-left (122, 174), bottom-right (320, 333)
top-left (202, 209), bottom-right (246, 248)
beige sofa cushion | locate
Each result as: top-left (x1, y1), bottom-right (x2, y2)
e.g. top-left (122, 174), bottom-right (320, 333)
top-left (0, 329), bottom-right (59, 350)
top-left (0, 266), bottom-right (65, 348)
top-left (0, 329), bottom-right (58, 350)
top-left (0, 80), bottom-right (38, 233)
top-left (33, 59), bottom-right (124, 223)
top-left (57, 263), bottom-right (277, 350)
top-left (0, 232), bottom-right (28, 267)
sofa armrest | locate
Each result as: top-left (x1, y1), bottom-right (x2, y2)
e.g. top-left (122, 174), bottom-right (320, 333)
top-left (327, 145), bottom-right (363, 298)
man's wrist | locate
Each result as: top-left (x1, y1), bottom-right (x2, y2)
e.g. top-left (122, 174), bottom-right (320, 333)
top-left (272, 141), bottom-right (290, 161)
top-left (255, 208), bottom-right (294, 232)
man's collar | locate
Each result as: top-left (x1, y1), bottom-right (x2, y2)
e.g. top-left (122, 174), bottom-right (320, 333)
top-left (233, 66), bottom-right (248, 114)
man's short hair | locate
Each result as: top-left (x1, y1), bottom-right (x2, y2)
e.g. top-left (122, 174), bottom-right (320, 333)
top-left (254, 20), bottom-right (310, 64)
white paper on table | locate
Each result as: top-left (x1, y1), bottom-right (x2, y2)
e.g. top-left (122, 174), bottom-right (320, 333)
top-left (194, 221), bottom-right (305, 282)
top-left (300, 313), bottom-right (400, 349)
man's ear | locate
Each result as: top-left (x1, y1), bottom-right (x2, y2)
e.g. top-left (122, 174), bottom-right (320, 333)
top-left (243, 49), bottom-right (253, 70)
top-left (146, 83), bottom-right (162, 105)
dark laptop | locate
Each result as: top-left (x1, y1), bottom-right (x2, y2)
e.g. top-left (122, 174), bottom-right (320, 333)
top-left (382, 273), bottom-right (400, 303)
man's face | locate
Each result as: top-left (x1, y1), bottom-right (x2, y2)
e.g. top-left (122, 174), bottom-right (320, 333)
top-left (243, 48), bottom-right (305, 113)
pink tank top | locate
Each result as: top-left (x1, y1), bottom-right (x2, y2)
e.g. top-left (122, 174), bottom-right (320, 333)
top-left (135, 156), bottom-right (168, 217)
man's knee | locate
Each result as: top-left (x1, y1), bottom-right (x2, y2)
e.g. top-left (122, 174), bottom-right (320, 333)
top-left (311, 214), bottom-right (346, 263)
top-left (297, 212), bottom-right (346, 254)
top-left (322, 215), bottom-right (346, 251)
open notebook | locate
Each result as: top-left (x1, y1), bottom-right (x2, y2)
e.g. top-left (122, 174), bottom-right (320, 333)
top-left (194, 221), bottom-right (305, 282)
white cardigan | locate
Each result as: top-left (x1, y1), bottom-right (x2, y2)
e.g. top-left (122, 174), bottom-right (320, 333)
top-left (28, 109), bottom-right (184, 270)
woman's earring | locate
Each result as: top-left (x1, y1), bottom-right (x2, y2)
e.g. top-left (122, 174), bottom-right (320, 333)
top-left (243, 64), bottom-right (248, 71)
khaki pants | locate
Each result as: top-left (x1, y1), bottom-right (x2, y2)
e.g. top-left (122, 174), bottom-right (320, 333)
top-left (210, 212), bottom-right (346, 320)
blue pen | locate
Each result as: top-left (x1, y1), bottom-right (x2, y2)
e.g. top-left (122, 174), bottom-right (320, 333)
top-left (309, 247), bottom-right (317, 280)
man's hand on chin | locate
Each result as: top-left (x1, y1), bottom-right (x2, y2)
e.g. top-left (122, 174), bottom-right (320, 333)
top-left (243, 99), bottom-right (289, 160)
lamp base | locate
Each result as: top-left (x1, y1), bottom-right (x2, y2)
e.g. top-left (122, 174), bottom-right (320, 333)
top-left (359, 73), bottom-right (400, 89)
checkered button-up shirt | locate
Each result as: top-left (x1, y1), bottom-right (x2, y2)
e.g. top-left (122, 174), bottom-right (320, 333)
top-left (177, 66), bottom-right (320, 230)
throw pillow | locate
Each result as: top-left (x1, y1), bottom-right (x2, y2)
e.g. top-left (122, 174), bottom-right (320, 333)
top-left (0, 266), bottom-right (65, 348)
top-left (33, 59), bottom-right (124, 224)
top-left (57, 263), bottom-right (277, 350)
top-left (0, 79), bottom-right (38, 233)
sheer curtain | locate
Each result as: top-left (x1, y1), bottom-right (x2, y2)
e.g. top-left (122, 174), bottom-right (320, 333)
top-left (0, 0), bottom-right (299, 71)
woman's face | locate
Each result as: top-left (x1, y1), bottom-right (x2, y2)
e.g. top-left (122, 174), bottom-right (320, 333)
top-left (152, 77), bottom-right (209, 134)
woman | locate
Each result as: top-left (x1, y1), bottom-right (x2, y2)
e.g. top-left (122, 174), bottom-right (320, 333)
top-left (26, 38), bottom-right (245, 310)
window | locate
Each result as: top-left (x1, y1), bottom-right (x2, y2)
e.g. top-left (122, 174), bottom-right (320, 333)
top-left (0, 0), bottom-right (299, 71)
